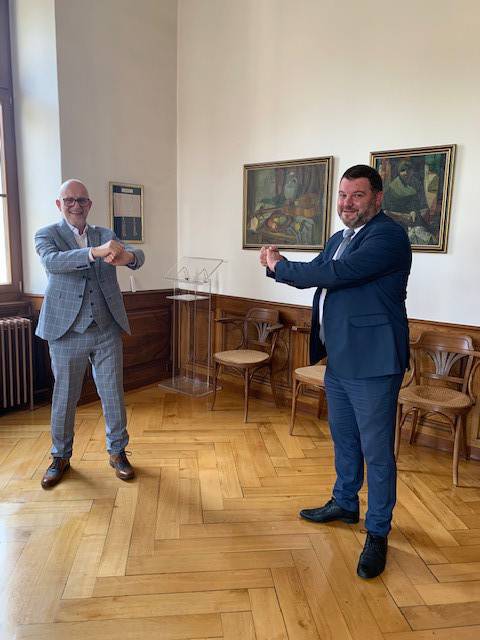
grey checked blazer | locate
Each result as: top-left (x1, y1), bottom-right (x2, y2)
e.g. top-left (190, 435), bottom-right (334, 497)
top-left (35, 218), bottom-right (145, 341)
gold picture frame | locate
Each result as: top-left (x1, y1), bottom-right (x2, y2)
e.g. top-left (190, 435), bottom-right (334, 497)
top-left (243, 156), bottom-right (333, 251)
top-left (109, 181), bottom-right (144, 244)
top-left (370, 145), bottom-right (456, 253)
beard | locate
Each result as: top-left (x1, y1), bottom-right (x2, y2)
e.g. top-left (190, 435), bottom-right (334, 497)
top-left (338, 204), bottom-right (379, 229)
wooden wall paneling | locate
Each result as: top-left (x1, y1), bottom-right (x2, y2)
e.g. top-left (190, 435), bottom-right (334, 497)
top-left (24, 291), bottom-right (173, 406)
top-left (32, 334), bottom-right (54, 404)
top-left (0, 299), bottom-right (32, 318)
top-left (174, 295), bottom-right (213, 380)
top-left (178, 301), bottom-right (189, 376)
top-left (208, 297), bottom-right (480, 460)
top-left (195, 303), bottom-right (212, 368)
top-left (20, 290), bottom-right (480, 461)
top-left (88, 290), bottom-right (173, 402)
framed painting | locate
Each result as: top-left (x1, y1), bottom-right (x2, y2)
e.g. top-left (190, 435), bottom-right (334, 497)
top-left (109, 182), bottom-right (144, 243)
top-left (370, 145), bottom-right (456, 252)
top-left (243, 156), bottom-right (333, 251)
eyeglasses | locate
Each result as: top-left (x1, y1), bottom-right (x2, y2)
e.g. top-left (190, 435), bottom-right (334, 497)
top-left (62, 197), bottom-right (91, 207)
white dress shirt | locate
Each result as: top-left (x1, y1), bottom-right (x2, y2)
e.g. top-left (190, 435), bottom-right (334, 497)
top-left (65, 221), bottom-right (95, 261)
top-left (65, 220), bottom-right (137, 267)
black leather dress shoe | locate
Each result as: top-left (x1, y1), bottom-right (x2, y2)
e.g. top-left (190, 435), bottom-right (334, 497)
top-left (357, 532), bottom-right (388, 579)
top-left (109, 450), bottom-right (135, 481)
top-left (299, 498), bottom-right (359, 524)
top-left (41, 457), bottom-right (70, 489)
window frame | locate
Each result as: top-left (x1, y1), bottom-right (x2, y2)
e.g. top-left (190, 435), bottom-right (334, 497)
top-left (0, 0), bottom-right (23, 300)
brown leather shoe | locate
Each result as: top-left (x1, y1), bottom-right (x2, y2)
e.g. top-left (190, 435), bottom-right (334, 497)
top-left (41, 457), bottom-right (70, 489)
top-left (109, 450), bottom-right (135, 481)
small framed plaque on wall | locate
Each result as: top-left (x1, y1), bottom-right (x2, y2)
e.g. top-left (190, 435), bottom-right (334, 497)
top-left (109, 182), bottom-right (144, 243)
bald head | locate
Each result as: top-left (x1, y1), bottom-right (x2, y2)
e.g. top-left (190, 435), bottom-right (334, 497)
top-left (58, 179), bottom-right (89, 199)
top-left (56, 179), bottom-right (92, 232)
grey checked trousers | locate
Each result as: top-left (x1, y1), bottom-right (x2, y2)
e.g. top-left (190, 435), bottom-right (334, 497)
top-left (48, 324), bottom-right (129, 458)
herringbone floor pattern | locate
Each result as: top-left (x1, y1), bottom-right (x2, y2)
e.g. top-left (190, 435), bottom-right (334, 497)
top-left (1, 384), bottom-right (480, 639)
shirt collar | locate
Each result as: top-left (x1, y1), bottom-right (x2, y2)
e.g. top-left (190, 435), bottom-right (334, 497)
top-left (344, 224), bottom-right (365, 237)
top-left (65, 220), bottom-right (89, 237)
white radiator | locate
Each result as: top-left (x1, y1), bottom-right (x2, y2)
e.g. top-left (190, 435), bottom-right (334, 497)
top-left (0, 317), bottom-right (34, 410)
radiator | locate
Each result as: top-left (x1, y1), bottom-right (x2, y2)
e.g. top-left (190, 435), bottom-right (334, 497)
top-left (0, 317), bottom-right (34, 410)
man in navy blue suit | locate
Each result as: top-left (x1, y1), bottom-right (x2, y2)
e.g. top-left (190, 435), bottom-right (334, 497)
top-left (260, 165), bottom-right (411, 578)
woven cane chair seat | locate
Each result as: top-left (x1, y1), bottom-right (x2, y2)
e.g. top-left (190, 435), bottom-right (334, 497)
top-left (294, 364), bottom-right (326, 386)
top-left (399, 385), bottom-right (472, 411)
top-left (214, 349), bottom-right (269, 366)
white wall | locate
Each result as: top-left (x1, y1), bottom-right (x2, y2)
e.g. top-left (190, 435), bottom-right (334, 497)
top-left (54, 0), bottom-right (177, 293)
top-left (13, 0), bottom-right (178, 294)
top-left (10, 0), bottom-right (62, 294)
top-left (178, 0), bottom-right (480, 325)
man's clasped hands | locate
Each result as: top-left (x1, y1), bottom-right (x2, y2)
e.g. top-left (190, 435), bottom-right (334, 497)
top-left (91, 240), bottom-right (135, 266)
top-left (259, 245), bottom-right (284, 272)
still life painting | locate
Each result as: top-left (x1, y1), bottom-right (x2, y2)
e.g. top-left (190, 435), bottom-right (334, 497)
top-left (243, 156), bottom-right (333, 251)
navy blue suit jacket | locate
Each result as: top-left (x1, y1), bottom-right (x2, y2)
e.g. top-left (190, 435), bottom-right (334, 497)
top-left (270, 211), bottom-right (412, 379)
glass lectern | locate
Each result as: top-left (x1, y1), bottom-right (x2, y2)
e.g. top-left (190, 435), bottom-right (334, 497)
top-left (158, 256), bottom-right (223, 397)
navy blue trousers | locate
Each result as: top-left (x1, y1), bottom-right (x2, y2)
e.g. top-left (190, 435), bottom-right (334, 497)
top-left (324, 367), bottom-right (403, 537)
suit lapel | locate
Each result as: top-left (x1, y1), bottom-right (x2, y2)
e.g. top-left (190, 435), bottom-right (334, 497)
top-left (327, 212), bottom-right (386, 256)
top-left (343, 211), bottom-right (386, 255)
top-left (326, 233), bottom-right (344, 258)
top-left (87, 226), bottom-right (101, 277)
top-left (58, 219), bottom-right (80, 250)
top-left (87, 225), bottom-right (100, 249)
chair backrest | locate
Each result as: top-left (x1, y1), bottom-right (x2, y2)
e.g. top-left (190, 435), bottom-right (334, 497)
top-left (412, 331), bottom-right (475, 394)
top-left (242, 307), bottom-right (281, 357)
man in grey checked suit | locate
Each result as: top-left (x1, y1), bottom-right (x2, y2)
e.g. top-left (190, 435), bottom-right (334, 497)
top-left (35, 179), bottom-right (145, 488)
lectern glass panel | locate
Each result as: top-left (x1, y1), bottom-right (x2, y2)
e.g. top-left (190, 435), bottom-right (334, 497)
top-left (159, 257), bottom-right (223, 397)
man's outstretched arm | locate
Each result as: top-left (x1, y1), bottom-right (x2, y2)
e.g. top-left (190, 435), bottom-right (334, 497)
top-left (272, 227), bottom-right (410, 290)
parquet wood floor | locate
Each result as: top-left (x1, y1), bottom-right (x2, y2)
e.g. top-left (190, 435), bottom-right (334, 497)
top-left (1, 384), bottom-right (480, 639)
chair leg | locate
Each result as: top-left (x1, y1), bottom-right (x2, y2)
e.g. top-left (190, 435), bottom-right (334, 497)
top-left (453, 415), bottom-right (462, 486)
top-left (461, 415), bottom-right (470, 460)
top-left (317, 388), bottom-right (325, 419)
top-left (243, 369), bottom-right (250, 423)
top-left (409, 408), bottom-right (420, 445)
top-left (269, 366), bottom-right (281, 408)
top-left (394, 403), bottom-right (402, 461)
top-left (210, 362), bottom-right (220, 411)
top-left (290, 378), bottom-right (302, 435)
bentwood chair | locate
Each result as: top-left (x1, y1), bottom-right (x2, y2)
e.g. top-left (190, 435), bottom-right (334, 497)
top-left (395, 331), bottom-right (480, 486)
top-left (290, 325), bottom-right (326, 435)
top-left (210, 308), bottom-right (283, 422)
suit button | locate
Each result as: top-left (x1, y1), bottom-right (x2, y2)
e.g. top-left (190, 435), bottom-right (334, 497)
top-left (78, 294), bottom-right (82, 298)
top-left (89, 290), bottom-right (93, 293)
top-left (90, 302), bottom-right (94, 306)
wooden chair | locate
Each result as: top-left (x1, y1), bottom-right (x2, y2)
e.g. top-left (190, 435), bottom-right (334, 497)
top-left (210, 308), bottom-right (283, 422)
top-left (290, 325), bottom-right (326, 435)
top-left (395, 331), bottom-right (480, 485)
